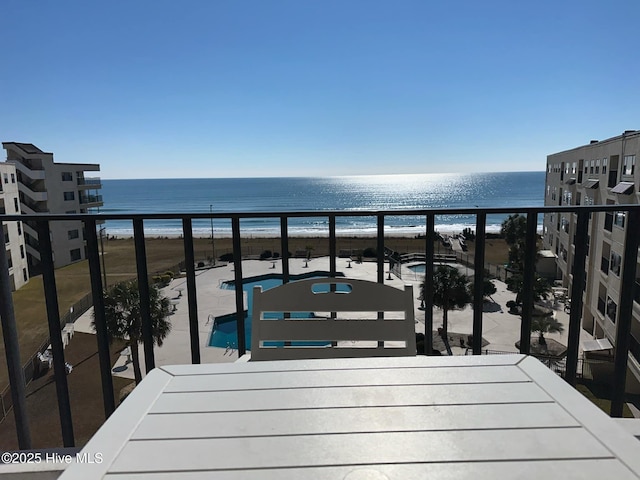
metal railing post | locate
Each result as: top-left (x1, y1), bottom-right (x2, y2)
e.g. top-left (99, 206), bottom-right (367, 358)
top-left (84, 219), bottom-right (116, 418)
top-left (280, 217), bottom-right (289, 284)
top-left (37, 220), bottom-right (75, 447)
top-left (565, 211), bottom-right (589, 386)
top-left (0, 219), bottom-right (31, 449)
top-left (182, 218), bottom-right (201, 364)
top-left (472, 213), bottom-right (486, 355)
top-left (132, 219), bottom-right (155, 374)
top-left (519, 212), bottom-right (538, 354)
top-left (424, 215), bottom-right (435, 355)
top-left (232, 217), bottom-right (246, 355)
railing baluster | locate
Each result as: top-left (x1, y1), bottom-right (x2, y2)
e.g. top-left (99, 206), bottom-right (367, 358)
top-left (472, 213), bottom-right (486, 355)
top-left (377, 215), bottom-right (384, 284)
top-left (132, 219), bottom-right (155, 374)
top-left (232, 217), bottom-right (246, 355)
top-left (280, 216), bottom-right (289, 284)
top-left (182, 218), bottom-right (201, 364)
top-left (37, 220), bottom-right (74, 447)
top-left (84, 219), bottom-right (116, 418)
top-left (424, 214), bottom-right (435, 355)
top-left (0, 219), bottom-right (31, 449)
top-left (565, 211), bottom-right (589, 386)
top-left (329, 215), bottom-right (336, 277)
top-left (611, 209), bottom-right (640, 417)
top-left (519, 212), bottom-right (538, 354)
top-left (377, 215), bottom-right (385, 347)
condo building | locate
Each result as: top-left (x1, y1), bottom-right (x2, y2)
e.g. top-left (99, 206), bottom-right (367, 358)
top-left (0, 162), bottom-right (29, 290)
top-left (543, 130), bottom-right (640, 390)
top-left (1, 142), bottom-right (103, 273)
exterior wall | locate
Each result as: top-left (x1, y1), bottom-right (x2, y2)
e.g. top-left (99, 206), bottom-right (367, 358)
top-left (0, 163), bottom-right (29, 290)
top-left (2, 142), bottom-right (102, 271)
top-left (543, 130), bottom-right (640, 392)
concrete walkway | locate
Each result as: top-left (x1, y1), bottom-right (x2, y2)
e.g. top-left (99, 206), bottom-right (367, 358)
top-left (72, 256), bottom-right (591, 381)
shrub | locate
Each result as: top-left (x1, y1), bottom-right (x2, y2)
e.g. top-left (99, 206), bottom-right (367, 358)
top-left (219, 253), bottom-right (234, 262)
top-left (362, 247), bottom-right (377, 258)
top-left (260, 250), bottom-right (272, 260)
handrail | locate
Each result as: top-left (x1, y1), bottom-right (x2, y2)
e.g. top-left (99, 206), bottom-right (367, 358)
top-left (0, 203), bottom-right (639, 449)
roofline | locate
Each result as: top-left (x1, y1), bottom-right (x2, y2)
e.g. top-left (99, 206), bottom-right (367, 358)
top-left (548, 130), bottom-right (639, 157)
top-left (2, 142), bottom-right (52, 155)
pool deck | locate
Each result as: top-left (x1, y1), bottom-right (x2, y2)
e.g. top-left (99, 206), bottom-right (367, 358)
top-left (72, 257), bottom-right (590, 381)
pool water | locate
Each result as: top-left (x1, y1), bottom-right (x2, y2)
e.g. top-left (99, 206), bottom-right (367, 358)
top-left (208, 272), bottom-right (344, 349)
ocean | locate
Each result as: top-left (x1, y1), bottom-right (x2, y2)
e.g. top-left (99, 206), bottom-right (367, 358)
top-left (99, 171), bottom-right (545, 237)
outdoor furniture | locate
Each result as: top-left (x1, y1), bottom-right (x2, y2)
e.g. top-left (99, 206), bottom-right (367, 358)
top-left (59, 355), bottom-right (640, 479)
top-left (250, 278), bottom-right (416, 360)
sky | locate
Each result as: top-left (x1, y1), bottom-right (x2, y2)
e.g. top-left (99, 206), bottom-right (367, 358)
top-left (1, 0), bottom-right (639, 179)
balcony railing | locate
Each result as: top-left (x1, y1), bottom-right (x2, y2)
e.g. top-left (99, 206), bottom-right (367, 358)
top-left (78, 194), bottom-right (103, 205)
top-left (0, 204), bottom-right (639, 450)
top-left (76, 177), bottom-right (101, 187)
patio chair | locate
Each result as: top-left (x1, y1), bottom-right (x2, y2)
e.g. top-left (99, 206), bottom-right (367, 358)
top-left (250, 278), bottom-right (416, 361)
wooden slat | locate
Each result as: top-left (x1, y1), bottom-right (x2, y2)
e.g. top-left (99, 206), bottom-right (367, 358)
top-left (104, 459), bottom-right (640, 480)
top-left (150, 382), bottom-right (551, 414)
top-left (160, 353), bottom-right (524, 376)
top-left (163, 365), bottom-right (530, 393)
top-left (110, 429), bottom-right (612, 473)
top-left (133, 402), bottom-right (579, 440)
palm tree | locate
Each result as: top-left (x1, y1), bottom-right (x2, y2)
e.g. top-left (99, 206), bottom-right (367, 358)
top-left (93, 280), bottom-right (172, 384)
top-left (530, 315), bottom-right (564, 346)
top-left (422, 265), bottom-right (472, 338)
top-left (506, 273), bottom-right (552, 306)
top-left (501, 213), bottom-right (527, 271)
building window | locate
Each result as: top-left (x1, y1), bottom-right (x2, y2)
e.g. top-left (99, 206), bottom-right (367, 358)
top-left (595, 159), bottom-right (600, 174)
top-left (3, 174), bottom-right (7, 184)
top-left (614, 211), bottom-right (626, 228)
top-left (571, 162), bottom-right (576, 175)
top-left (606, 296), bottom-right (617, 323)
top-left (70, 248), bottom-right (82, 262)
top-left (19, 245), bottom-right (25, 259)
top-left (65, 210), bottom-right (77, 214)
top-left (610, 252), bottom-right (622, 276)
top-left (10, 173), bottom-right (15, 183)
top-left (23, 269), bottom-right (27, 282)
top-left (63, 191), bottom-right (75, 201)
top-left (68, 229), bottom-right (79, 240)
top-left (13, 198), bottom-right (19, 212)
top-left (3, 226), bottom-right (9, 244)
top-left (602, 158), bottom-right (608, 174)
top-left (590, 160), bottom-right (594, 174)
top-left (17, 222), bottom-right (21, 236)
top-left (61, 172), bottom-right (73, 181)
top-left (559, 244), bottom-right (567, 262)
top-left (623, 155), bottom-right (636, 175)
top-left (6, 251), bottom-right (12, 269)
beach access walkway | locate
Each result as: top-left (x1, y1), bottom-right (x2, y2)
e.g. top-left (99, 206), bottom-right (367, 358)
top-left (71, 256), bottom-right (591, 381)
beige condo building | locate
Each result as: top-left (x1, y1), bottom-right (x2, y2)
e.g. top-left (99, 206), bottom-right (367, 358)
top-left (0, 162), bottom-right (29, 290)
top-left (2, 142), bottom-right (103, 273)
top-left (543, 130), bottom-right (640, 390)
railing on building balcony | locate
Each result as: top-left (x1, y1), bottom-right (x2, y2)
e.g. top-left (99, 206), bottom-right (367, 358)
top-left (78, 194), bottom-right (103, 205)
top-left (76, 177), bottom-right (101, 186)
top-left (0, 204), bottom-right (638, 450)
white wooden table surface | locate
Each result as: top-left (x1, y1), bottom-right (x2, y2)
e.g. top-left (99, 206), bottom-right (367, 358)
top-left (60, 354), bottom-right (640, 479)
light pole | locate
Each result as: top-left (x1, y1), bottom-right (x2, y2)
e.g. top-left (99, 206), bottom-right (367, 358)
top-left (209, 204), bottom-right (216, 265)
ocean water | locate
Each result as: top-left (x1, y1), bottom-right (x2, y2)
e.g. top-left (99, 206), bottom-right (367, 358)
top-left (99, 172), bottom-right (544, 236)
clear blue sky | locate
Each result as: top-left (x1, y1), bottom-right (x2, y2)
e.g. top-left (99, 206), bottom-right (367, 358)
top-left (1, 1), bottom-right (638, 179)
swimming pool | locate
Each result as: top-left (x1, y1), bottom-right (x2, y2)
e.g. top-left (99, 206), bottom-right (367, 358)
top-left (208, 272), bottom-right (344, 349)
top-left (408, 264), bottom-right (426, 274)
